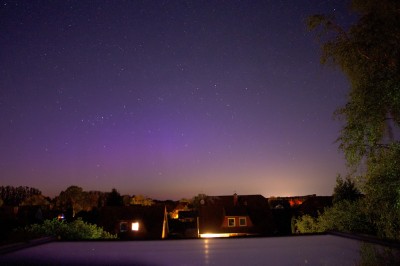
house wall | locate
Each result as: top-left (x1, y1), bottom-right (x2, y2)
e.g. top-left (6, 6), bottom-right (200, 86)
top-left (117, 220), bottom-right (149, 240)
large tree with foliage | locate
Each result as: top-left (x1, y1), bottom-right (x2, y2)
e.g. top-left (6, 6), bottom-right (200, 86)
top-left (308, 0), bottom-right (400, 166)
top-left (308, 0), bottom-right (400, 240)
top-left (55, 186), bottom-right (86, 218)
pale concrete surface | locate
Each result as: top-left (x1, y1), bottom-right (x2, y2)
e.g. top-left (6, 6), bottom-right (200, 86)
top-left (0, 235), bottom-right (361, 265)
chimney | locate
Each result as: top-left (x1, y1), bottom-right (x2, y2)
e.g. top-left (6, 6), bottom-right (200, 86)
top-left (233, 193), bottom-right (238, 206)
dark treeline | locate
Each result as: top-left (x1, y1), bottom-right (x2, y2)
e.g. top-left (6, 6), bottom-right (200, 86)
top-left (0, 185), bottom-right (157, 221)
top-left (0, 186), bottom-right (42, 206)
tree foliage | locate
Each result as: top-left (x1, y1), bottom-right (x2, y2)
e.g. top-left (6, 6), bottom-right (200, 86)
top-left (306, 0), bottom-right (400, 241)
top-left (332, 175), bottom-right (362, 204)
top-left (130, 194), bottom-right (154, 206)
top-left (318, 200), bottom-right (372, 233)
top-left (55, 186), bottom-right (85, 218)
top-left (359, 243), bottom-right (400, 266)
top-left (294, 214), bottom-right (322, 234)
top-left (307, 0), bottom-right (400, 166)
top-left (22, 218), bottom-right (117, 240)
top-left (363, 143), bottom-right (400, 239)
top-left (54, 187), bottom-right (109, 219)
top-left (295, 200), bottom-right (373, 234)
top-left (295, 174), bottom-right (371, 234)
top-left (20, 194), bottom-right (50, 206)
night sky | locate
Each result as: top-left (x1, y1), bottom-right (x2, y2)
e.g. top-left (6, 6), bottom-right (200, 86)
top-left (1, 1), bottom-right (353, 199)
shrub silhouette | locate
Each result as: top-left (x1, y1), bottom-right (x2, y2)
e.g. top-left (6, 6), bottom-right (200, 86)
top-left (22, 218), bottom-right (117, 240)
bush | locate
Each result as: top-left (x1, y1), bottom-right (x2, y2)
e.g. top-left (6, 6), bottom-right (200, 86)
top-left (294, 215), bottom-right (322, 233)
top-left (317, 200), bottom-right (373, 234)
top-left (22, 218), bottom-right (117, 240)
top-left (359, 243), bottom-right (400, 266)
top-left (295, 200), bottom-right (373, 234)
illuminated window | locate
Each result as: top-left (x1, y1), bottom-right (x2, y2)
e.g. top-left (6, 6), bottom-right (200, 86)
top-left (228, 218), bottom-right (235, 227)
top-left (239, 217), bottom-right (246, 226)
top-left (120, 222), bottom-right (128, 232)
top-left (131, 222), bottom-right (139, 231)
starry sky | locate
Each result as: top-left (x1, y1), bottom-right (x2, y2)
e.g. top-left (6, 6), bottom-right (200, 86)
top-left (1, 0), bottom-right (354, 199)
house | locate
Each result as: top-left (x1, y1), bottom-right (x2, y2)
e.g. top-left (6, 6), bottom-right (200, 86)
top-left (167, 210), bottom-right (199, 239)
top-left (198, 193), bottom-right (276, 238)
top-left (98, 205), bottom-right (169, 240)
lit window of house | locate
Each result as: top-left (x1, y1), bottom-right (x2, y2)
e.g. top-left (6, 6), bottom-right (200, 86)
top-left (131, 222), bottom-right (139, 231)
top-left (239, 217), bottom-right (247, 226)
top-left (228, 218), bottom-right (235, 227)
top-left (120, 222), bottom-right (128, 232)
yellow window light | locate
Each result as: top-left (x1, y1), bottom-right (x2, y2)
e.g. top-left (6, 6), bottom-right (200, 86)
top-left (131, 222), bottom-right (139, 231)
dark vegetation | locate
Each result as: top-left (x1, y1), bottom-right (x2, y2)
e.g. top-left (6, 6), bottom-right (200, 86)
top-left (0, 186), bottom-right (43, 206)
top-left (21, 218), bottom-right (117, 240)
top-left (295, 0), bottom-right (400, 263)
top-left (295, 0), bottom-right (400, 241)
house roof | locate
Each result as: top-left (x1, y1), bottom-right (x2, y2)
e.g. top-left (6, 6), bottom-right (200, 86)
top-left (224, 206), bottom-right (248, 216)
top-left (198, 194), bottom-right (276, 235)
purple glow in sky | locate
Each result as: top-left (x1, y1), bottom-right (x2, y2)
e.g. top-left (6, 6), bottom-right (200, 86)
top-left (0, 1), bottom-right (353, 199)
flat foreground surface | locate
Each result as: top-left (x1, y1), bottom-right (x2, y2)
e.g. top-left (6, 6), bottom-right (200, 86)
top-left (0, 235), bottom-right (361, 265)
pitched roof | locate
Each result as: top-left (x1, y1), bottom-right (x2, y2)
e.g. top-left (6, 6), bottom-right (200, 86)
top-left (224, 206), bottom-right (248, 216)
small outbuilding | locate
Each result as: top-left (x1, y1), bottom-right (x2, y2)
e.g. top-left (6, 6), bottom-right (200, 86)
top-left (98, 205), bottom-right (169, 240)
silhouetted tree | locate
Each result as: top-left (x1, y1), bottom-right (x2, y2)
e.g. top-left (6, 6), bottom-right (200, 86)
top-left (106, 188), bottom-right (123, 206)
top-left (122, 195), bottom-right (131, 206)
top-left (0, 186), bottom-right (42, 206)
top-left (332, 175), bottom-right (362, 204)
top-left (55, 186), bottom-right (85, 218)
